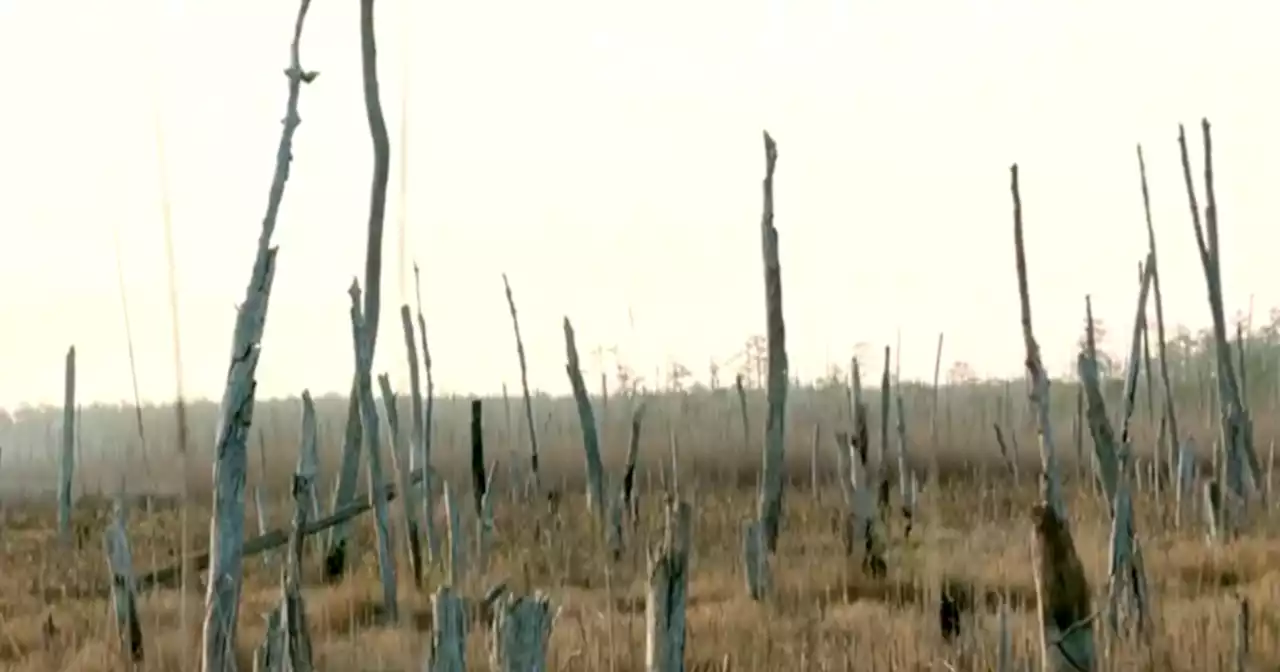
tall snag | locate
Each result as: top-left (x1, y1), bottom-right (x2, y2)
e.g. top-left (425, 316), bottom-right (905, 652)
top-left (503, 273), bottom-right (541, 493)
top-left (564, 318), bottom-right (606, 521)
top-left (1177, 121), bottom-right (1261, 533)
top-left (1010, 164), bottom-right (1094, 671)
top-left (755, 130), bottom-right (789, 553)
top-left (200, 2), bottom-right (316, 668)
top-left (324, 0), bottom-right (393, 582)
top-left (350, 282), bottom-right (398, 621)
top-left (1137, 145), bottom-right (1181, 502)
top-left (57, 346), bottom-right (75, 544)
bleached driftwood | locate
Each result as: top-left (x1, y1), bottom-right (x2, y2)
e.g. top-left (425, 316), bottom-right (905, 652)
top-left (201, 1), bottom-right (316, 667)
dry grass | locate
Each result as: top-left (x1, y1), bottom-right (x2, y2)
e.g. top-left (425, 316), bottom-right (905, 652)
top-left (1, 384), bottom-right (1278, 671)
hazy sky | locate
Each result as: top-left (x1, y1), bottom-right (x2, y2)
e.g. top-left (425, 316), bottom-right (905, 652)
top-left (1, 0), bottom-right (1277, 408)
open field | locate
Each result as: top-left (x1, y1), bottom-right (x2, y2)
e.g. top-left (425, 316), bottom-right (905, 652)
top-left (1, 367), bottom-right (1279, 670)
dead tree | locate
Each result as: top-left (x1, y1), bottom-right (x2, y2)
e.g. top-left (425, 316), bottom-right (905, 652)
top-left (470, 399), bottom-right (488, 518)
top-left (647, 500), bottom-right (692, 671)
top-left (755, 130), bottom-right (789, 554)
top-left (104, 500), bottom-right (143, 663)
top-left (412, 264), bottom-right (441, 563)
top-left (564, 318), bottom-right (606, 520)
top-left (200, 2), bottom-right (315, 668)
top-left (57, 346), bottom-right (75, 544)
top-left (377, 375), bottom-right (423, 587)
top-left (399, 304), bottom-right (434, 570)
top-left (489, 593), bottom-right (554, 672)
top-left (1177, 121), bottom-right (1262, 533)
top-left (349, 282), bottom-right (398, 621)
top-left (1010, 164), bottom-right (1093, 670)
top-left (503, 273), bottom-right (541, 492)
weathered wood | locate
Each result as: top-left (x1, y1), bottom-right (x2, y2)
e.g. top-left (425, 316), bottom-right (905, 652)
top-left (399, 304), bottom-right (432, 575)
top-left (502, 273), bottom-right (541, 492)
top-left (349, 281), bottom-right (398, 621)
top-left (877, 347), bottom-right (892, 519)
top-left (477, 461), bottom-right (497, 567)
top-left (734, 374), bottom-right (750, 456)
top-left (254, 486), bottom-right (273, 569)
top-left (323, 389), bottom-right (363, 580)
top-left (470, 399), bottom-right (488, 518)
top-left (756, 130), bottom-right (788, 554)
top-left (427, 586), bottom-right (467, 672)
top-left (412, 264), bottom-right (441, 565)
top-left (489, 592), bottom-right (554, 672)
top-left (930, 332), bottom-right (944, 478)
top-left (621, 401), bottom-right (647, 525)
top-left (564, 318), bottom-right (606, 520)
top-left (1236, 596), bottom-right (1251, 672)
top-left (137, 461), bottom-right (437, 594)
top-left (1010, 165), bottom-right (1067, 520)
top-left (57, 346), bottom-right (76, 544)
top-left (104, 500), bottom-right (143, 663)
top-left (1011, 164), bottom-right (1092, 671)
top-left (646, 500), bottom-right (691, 672)
top-left (834, 431), bottom-right (851, 508)
top-left (894, 394), bottom-right (915, 537)
top-left (741, 519), bottom-right (768, 601)
top-left (1177, 121), bottom-right (1262, 531)
top-left (281, 475), bottom-right (315, 671)
top-left (992, 424), bottom-right (1019, 482)
top-left (253, 607), bottom-right (282, 672)
top-left (201, 2), bottom-right (314, 667)
top-left (296, 391), bottom-right (321, 557)
top-left (443, 480), bottom-right (464, 585)
top-left (377, 374), bottom-right (423, 587)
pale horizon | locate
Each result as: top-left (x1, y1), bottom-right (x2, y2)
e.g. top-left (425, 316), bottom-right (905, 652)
top-left (1, 0), bottom-right (1278, 410)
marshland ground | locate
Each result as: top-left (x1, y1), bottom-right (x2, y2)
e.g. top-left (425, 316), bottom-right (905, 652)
top-left (1, 351), bottom-right (1279, 671)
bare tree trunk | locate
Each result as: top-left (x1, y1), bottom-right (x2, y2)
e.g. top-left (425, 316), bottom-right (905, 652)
top-left (200, 4), bottom-right (314, 668)
top-left (57, 346), bottom-right (75, 544)
top-left (349, 283), bottom-right (398, 622)
top-left (503, 273), bottom-right (541, 492)
top-left (377, 375), bottom-right (423, 587)
top-left (755, 131), bottom-right (789, 554)
top-left (1010, 164), bottom-right (1093, 670)
top-left (564, 318), bottom-right (606, 520)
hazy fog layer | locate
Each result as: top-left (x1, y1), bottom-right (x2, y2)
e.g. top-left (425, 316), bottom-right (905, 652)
top-left (1, 0), bottom-right (1277, 408)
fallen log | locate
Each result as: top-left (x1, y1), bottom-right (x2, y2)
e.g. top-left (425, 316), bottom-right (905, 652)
top-left (134, 465), bottom-right (437, 594)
